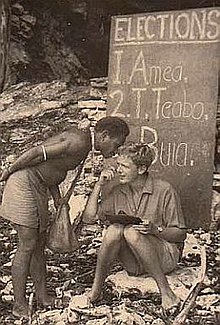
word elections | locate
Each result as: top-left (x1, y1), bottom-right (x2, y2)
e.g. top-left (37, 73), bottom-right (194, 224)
top-left (114, 9), bottom-right (220, 43)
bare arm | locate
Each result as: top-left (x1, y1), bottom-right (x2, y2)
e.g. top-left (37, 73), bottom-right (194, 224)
top-left (133, 223), bottom-right (186, 242)
top-left (82, 168), bottom-right (116, 224)
top-left (82, 181), bottom-right (102, 224)
top-left (0, 140), bottom-right (70, 181)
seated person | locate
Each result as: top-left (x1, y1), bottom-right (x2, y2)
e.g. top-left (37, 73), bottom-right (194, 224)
top-left (83, 143), bottom-right (187, 312)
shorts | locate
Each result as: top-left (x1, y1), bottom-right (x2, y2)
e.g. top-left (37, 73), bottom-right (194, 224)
top-left (0, 168), bottom-right (49, 232)
top-left (126, 237), bottom-right (180, 276)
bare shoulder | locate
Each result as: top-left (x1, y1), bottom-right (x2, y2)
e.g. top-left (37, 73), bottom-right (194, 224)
top-left (64, 128), bottom-right (91, 151)
top-left (43, 127), bottom-right (91, 152)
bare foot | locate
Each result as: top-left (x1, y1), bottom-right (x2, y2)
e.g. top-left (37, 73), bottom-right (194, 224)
top-left (162, 293), bottom-right (180, 310)
top-left (13, 303), bottom-right (29, 319)
top-left (89, 289), bottom-right (103, 304)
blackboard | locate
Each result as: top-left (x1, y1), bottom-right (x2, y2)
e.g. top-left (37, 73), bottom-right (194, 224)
top-left (107, 7), bottom-right (220, 229)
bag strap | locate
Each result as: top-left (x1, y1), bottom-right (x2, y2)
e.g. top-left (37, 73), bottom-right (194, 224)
top-left (62, 159), bottom-right (86, 204)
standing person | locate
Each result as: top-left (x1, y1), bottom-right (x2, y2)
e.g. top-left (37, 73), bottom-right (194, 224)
top-left (0, 116), bottom-right (129, 319)
top-left (83, 143), bottom-right (187, 314)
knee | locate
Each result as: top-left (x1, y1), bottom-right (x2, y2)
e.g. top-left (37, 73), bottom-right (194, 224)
top-left (124, 226), bottom-right (141, 245)
top-left (103, 224), bottom-right (124, 244)
top-left (19, 236), bottom-right (38, 253)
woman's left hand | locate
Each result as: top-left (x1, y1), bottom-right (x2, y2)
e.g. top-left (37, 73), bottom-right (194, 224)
top-left (132, 222), bottom-right (159, 236)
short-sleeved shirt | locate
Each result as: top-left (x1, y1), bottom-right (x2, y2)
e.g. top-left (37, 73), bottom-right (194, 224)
top-left (98, 174), bottom-right (186, 237)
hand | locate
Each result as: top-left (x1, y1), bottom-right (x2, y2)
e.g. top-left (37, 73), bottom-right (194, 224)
top-left (98, 167), bottom-right (116, 186)
top-left (0, 168), bottom-right (10, 182)
top-left (132, 222), bottom-right (159, 236)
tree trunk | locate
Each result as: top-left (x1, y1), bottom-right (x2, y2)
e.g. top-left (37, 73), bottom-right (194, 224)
top-left (0, 0), bottom-right (10, 93)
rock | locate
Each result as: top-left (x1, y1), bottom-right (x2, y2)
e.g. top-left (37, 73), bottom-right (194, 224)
top-left (69, 293), bottom-right (90, 310)
top-left (201, 287), bottom-right (215, 294)
top-left (55, 287), bottom-right (63, 299)
top-left (69, 194), bottom-right (87, 223)
top-left (0, 275), bottom-right (11, 283)
top-left (9, 253), bottom-right (15, 260)
top-left (90, 77), bottom-right (108, 89)
top-left (78, 99), bottom-right (106, 109)
top-left (37, 309), bottom-right (68, 323)
top-left (215, 248), bottom-right (220, 261)
top-left (197, 294), bottom-right (219, 309)
top-left (48, 265), bottom-right (62, 273)
top-left (107, 266), bottom-right (203, 301)
top-left (152, 319), bottom-right (166, 325)
top-left (86, 248), bottom-right (97, 255)
top-left (143, 313), bottom-right (154, 323)
top-left (182, 233), bottom-right (201, 258)
top-left (86, 319), bottom-right (108, 325)
top-left (67, 309), bottom-right (78, 323)
top-left (69, 295), bottom-right (111, 317)
top-left (113, 303), bottom-right (145, 325)
top-left (10, 229), bottom-right (17, 235)
top-left (2, 295), bottom-right (14, 302)
top-left (1, 281), bottom-right (13, 295)
top-left (90, 87), bottom-right (107, 99)
top-left (14, 320), bottom-right (23, 325)
top-left (81, 108), bottom-right (106, 121)
top-left (0, 81), bottom-right (89, 124)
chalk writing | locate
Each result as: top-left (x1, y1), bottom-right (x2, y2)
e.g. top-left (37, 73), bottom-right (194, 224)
top-left (108, 7), bottom-right (219, 228)
top-left (153, 88), bottom-right (205, 120)
top-left (108, 89), bottom-right (124, 117)
top-left (114, 9), bottom-right (220, 43)
top-left (113, 50), bottom-right (183, 86)
top-left (141, 126), bottom-right (158, 164)
top-left (141, 126), bottom-right (189, 167)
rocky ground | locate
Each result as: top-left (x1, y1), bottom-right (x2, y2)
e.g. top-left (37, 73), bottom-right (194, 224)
top-left (0, 80), bottom-right (220, 324)
top-left (0, 211), bottom-right (220, 325)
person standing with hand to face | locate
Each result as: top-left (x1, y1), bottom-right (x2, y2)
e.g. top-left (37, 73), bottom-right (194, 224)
top-left (83, 143), bottom-right (187, 315)
top-left (0, 116), bottom-right (129, 319)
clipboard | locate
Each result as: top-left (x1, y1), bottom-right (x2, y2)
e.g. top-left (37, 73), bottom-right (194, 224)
top-left (105, 213), bottom-right (142, 225)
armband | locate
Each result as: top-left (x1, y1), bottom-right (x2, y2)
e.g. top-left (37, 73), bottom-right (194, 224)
top-left (41, 145), bottom-right (47, 161)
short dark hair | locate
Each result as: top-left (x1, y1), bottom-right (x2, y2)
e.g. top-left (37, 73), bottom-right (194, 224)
top-left (95, 117), bottom-right (129, 139)
top-left (118, 142), bottom-right (154, 169)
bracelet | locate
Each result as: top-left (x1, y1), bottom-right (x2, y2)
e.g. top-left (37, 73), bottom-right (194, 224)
top-left (41, 145), bottom-right (47, 161)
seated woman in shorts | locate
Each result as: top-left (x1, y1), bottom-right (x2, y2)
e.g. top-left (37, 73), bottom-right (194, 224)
top-left (83, 143), bottom-right (187, 313)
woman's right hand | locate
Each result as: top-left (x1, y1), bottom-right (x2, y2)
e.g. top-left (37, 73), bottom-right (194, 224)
top-left (98, 167), bottom-right (116, 186)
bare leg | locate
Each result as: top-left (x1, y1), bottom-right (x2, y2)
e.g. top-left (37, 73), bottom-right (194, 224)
top-left (29, 231), bottom-right (53, 306)
top-left (124, 227), bottom-right (179, 310)
top-left (118, 238), bottom-right (145, 276)
top-left (12, 224), bottom-right (38, 318)
top-left (90, 224), bottom-right (124, 302)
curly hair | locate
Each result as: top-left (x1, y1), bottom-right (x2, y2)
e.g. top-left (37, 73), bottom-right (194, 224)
top-left (95, 117), bottom-right (129, 139)
top-left (117, 142), bottom-right (154, 169)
